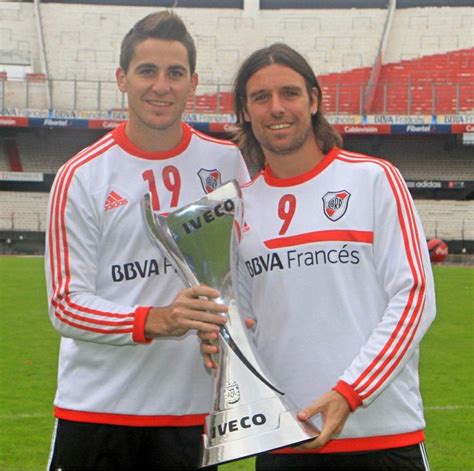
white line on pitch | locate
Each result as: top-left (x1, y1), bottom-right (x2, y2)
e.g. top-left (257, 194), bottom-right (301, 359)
top-left (425, 405), bottom-right (474, 410)
top-left (0, 413), bottom-right (51, 420)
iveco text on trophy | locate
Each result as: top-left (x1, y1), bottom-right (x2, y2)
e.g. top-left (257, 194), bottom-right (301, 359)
top-left (141, 181), bottom-right (318, 467)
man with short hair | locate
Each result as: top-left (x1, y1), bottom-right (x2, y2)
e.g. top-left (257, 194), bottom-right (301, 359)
top-left (45, 10), bottom-right (249, 469)
top-left (201, 43), bottom-right (435, 470)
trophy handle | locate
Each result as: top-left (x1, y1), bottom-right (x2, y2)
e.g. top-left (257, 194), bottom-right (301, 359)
top-left (218, 310), bottom-right (284, 395)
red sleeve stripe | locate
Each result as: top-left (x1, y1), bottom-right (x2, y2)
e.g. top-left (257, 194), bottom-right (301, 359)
top-left (335, 150), bottom-right (426, 400)
top-left (51, 136), bottom-right (113, 307)
top-left (53, 310), bottom-right (133, 334)
top-left (337, 150), bottom-right (426, 397)
top-left (49, 135), bottom-right (133, 329)
top-left (336, 153), bottom-right (424, 397)
top-left (51, 136), bottom-right (138, 326)
top-left (356, 164), bottom-right (426, 399)
top-left (357, 162), bottom-right (426, 398)
top-left (47, 134), bottom-right (139, 331)
top-left (49, 134), bottom-right (114, 305)
top-left (337, 151), bottom-right (425, 396)
top-left (360, 297), bottom-right (426, 399)
top-left (51, 298), bottom-right (134, 326)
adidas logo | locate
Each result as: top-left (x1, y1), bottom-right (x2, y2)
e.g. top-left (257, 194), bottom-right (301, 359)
top-left (104, 191), bottom-right (128, 212)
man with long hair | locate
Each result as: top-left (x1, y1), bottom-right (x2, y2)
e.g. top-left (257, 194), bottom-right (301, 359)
top-left (202, 43), bottom-right (435, 470)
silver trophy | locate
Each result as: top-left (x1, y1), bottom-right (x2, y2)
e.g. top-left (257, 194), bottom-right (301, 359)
top-left (142, 180), bottom-right (318, 467)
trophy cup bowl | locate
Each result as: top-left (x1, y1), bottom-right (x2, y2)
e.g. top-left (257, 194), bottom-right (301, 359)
top-left (142, 180), bottom-right (318, 467)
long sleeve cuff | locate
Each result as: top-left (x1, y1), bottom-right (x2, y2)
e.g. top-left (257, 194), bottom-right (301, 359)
top-left (333, 380), bottom-right (363, 411)
top-left (133, 306), bottom-right (153, 344)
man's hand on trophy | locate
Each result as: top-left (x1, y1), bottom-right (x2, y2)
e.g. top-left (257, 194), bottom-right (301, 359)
top-left (295, 390), bottom-right (351, 450)
top-left (198, 317), bottom-right (256, 369)
top-left (198, 331), bottom-right (219, 369)
top-left (145, 285), bottom-right (228, 338)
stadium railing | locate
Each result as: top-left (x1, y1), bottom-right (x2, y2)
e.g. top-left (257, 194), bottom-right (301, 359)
top-left (0, 77), bottom-right (471, 115)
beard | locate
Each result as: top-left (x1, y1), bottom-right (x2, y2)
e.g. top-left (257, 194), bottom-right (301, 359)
top-left (258, 122), bottom-right (314, 156)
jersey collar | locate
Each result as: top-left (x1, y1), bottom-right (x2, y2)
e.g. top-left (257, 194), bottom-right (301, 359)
top-left (263, 146), bottom-right (340, 187)
top-left (112, 122), bottom-right (192, 160)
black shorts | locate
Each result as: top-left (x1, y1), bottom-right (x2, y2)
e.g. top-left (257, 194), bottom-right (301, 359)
top-left (47, 419), bottom-right (217, 470)
top-left (255, 443), bottom-right (430, 470)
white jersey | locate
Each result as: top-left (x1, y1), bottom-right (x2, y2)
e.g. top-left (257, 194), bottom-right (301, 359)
top-left (45, 122), bottom-right (249, 426)
top-left (237, 147), bottom-right (435, 453)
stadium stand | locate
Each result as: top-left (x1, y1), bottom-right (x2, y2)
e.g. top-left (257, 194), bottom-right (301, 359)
top-left (1, 2), bottom-right (471, 112)
top-left (0, 138), bottom-right (12, 172)
top-left (2, 138), bottom-right (22, 172)
top-left (1, 190), bottom-right (471, 246)
top-left (0, 191), bottom-right (49, 232)
top-left (344, 135), bottom-right (474, 181)
top-left (197, 45), bottom-right (473, 115)
top-left (2, 132), bottom-right (471, 182)
top-left (0, 129), bottom-right (105, 173)
top-left (0, 1), bottom-right (472, 255)
top-left (372, 49), bottom-right (473, 114)
top-left (1, 131), bottom-right (472, 184)
top-left (318, 48), bottom-right (473, 115)
top-left (415, 200), bottom-right (474, 242)
top-left (12, 128), bottom-right (104, 173)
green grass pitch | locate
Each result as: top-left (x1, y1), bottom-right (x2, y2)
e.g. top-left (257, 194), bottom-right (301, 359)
top-left (0, 257), bottom-right (472, 470)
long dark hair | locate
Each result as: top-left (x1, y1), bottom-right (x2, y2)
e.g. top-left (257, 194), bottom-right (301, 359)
top-left (233, 43), bottom-right (342, 171)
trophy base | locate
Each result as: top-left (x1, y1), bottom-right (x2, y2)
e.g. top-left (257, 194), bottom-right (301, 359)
top-left (200, 409), bottom-right (318, 467)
